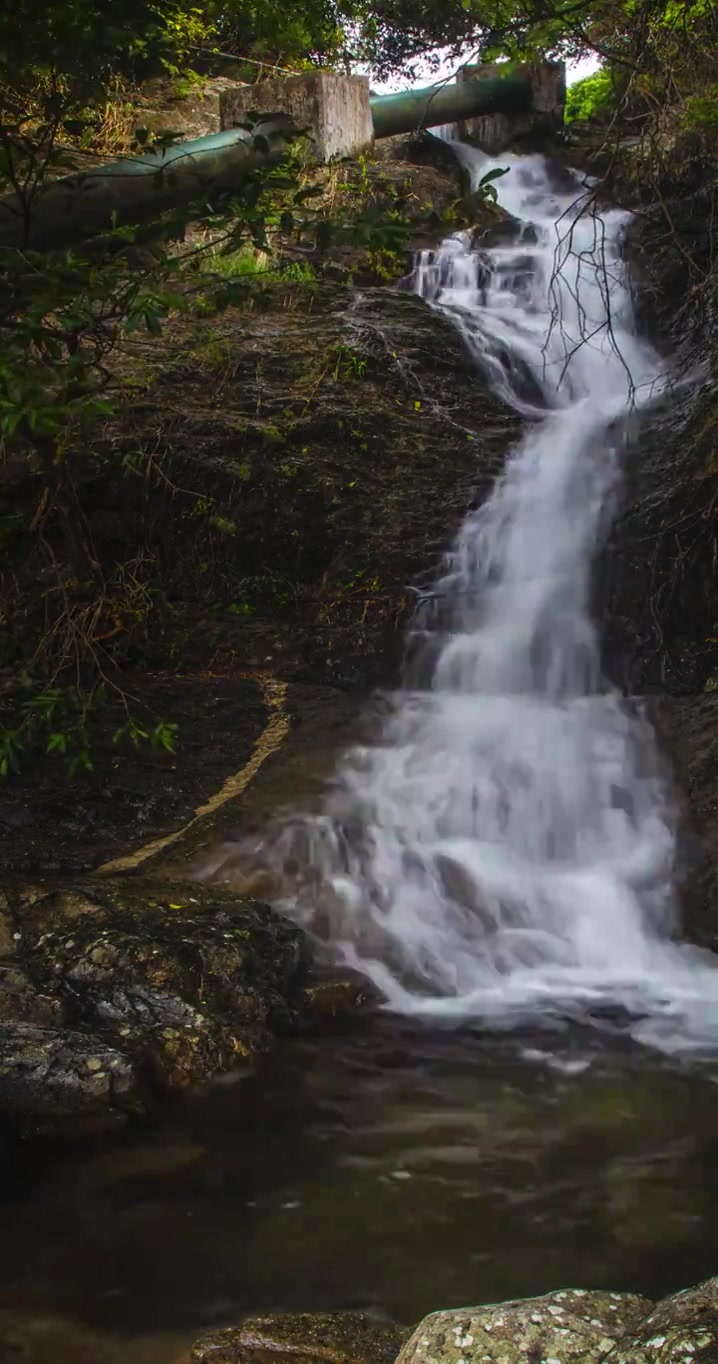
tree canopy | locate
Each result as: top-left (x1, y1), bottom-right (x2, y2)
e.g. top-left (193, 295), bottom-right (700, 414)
top-left (2, 0), bottom-right (715, 109)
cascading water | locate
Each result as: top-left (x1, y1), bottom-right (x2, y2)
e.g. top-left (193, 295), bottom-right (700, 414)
top-left (211, 148), bottom-right (718, 1055)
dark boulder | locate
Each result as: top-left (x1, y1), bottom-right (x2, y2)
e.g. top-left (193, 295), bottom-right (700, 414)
top-left (0, 1020), bottom-right (142, 1135)
top-left (0, 879), bottom-right (310, 1136)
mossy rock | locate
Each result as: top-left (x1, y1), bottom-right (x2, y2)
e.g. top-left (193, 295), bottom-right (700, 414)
top-left (191, 1311), bottom-right (409, 1364)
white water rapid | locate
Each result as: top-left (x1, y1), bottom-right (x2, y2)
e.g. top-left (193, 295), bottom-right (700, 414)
top-left (221, 149), bottom-right (718, 1056)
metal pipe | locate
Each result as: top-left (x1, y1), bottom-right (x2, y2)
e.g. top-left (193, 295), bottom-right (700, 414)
top-left (0, 118), bottom-right (294, 252)
top-left (370, 73), bottom-right (532, 140)
top-left (0, 74), bottom-right (533, 252)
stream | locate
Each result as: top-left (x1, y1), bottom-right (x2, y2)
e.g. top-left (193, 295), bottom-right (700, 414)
top-left (4, 150), bottom-right (718, 1361)
top-left (3, 1022), bottom-right (718, 1360)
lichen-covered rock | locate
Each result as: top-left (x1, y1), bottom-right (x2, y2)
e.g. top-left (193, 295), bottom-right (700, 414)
top-left (612, 1276), bottom-right (718, 1363)
top-left (0, 879), bottom-right (311, 1132)
top-left (397, 1291), bottom-right (654, 1364)
top-left (21, 884), bottom-right (307, 1089)
top-left (0, 1021), bottom-right (142, 1133)
top-left (191, 1311), bottom-right (409, 1364)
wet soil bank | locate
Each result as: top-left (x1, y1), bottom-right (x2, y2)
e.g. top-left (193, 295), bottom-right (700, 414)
top-left (1, 139), bottom-right (518, 878)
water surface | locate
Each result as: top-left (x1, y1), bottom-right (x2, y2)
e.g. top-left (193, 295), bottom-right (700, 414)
top-left (2, 1023), bottom-right (718, 1358)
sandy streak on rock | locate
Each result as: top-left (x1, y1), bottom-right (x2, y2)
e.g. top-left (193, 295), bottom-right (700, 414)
top-left (98, 678), bottom-right (289, 874)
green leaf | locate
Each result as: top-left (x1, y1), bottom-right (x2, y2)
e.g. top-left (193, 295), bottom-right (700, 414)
top-left (479, 167), bottom-right (510, 187)
top-left (151, 721), bottom-right (178, 753)
top-left (68, 750), bottom-right (93, 778)
top-left (46, 732), bottom-right (68, 754)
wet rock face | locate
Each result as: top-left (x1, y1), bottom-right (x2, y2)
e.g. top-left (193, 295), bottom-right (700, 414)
top-left (0, 880), bottom-right (309, 1136)
top-left (598, 139), bottom-right (718, 700)
top-left (654, 694), bottom-right (718, 951)
top-left (191, 1312), bottom-right (409, 1364)
top-left (397, 1291), bottom-right (653, 1364)
top-left (0, 1021), bottom-right (141, 1132)
top-left (106, 282), bottom-right (519, 696)
top-left (589, 136), bottom-right (718, 952)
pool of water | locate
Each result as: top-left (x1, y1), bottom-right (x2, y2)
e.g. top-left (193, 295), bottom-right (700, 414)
top-left (2, 1019), bottom-right (718, 1360)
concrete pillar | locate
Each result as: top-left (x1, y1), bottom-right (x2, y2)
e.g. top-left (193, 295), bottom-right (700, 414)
top-left (457, 61), bottom-right (566, 154)
top-left (221, 73), bottom-right (374, 162)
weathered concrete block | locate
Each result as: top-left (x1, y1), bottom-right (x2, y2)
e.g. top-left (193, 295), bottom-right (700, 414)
top-left (458, 61), bottom-right (566, 153)
top-left (220, 73), bottom-right (374, 162)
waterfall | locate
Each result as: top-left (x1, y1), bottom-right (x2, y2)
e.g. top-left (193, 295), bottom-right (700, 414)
top-left (213, 149), bottom-right (718, 1055)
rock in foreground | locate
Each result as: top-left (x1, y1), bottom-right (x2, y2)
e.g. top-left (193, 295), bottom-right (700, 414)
top-left (617, 1276), bottom-right (718, 1363)
top-left (191, 1312), bottom-right (409, 1364)
top-left (397, 1291), bottom-right (652, 1364)
top-left (397, 1276), bottom-right (718, 1364)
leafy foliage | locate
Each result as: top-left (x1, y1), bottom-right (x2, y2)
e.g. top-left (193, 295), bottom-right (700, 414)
top-left (210, 0), bottom-right (348, 67)
top-left (348, 0), bottom-right (592, 76)
top-left (565, 68), bottom-right (613, 123)
top-left (682, 83), bottom-right (718, 132)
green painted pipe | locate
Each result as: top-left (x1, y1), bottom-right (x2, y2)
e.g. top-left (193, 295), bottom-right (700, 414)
top-left (0, 118), bottom-right (294, 252)
top-left (370, 73), bottom-right (532, 140)
top-left (0, 73), bottom-right (533, 252)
